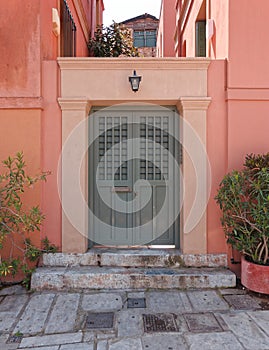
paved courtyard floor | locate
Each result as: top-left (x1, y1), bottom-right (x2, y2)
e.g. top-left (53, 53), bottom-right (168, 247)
top-left (0, 285), bottom-right (269, 349)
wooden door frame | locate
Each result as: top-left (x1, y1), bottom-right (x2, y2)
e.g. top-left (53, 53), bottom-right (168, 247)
top-left (88, 106), bottom-right (180, 248)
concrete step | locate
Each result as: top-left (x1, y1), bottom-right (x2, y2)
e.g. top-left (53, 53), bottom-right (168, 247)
top-left (31, 266), bottom-right (236, 291)
top-left (41, 249), bottom-right (228, 268)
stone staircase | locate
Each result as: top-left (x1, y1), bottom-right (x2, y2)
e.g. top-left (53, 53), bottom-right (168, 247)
top-left (31, 249), bottom-right (236, 291)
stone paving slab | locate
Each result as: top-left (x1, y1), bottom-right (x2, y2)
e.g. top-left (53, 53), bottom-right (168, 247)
top-left (60, 343), bottom-right (94, 350)
top-left (0, 295), bottom-right (29, 313)
top-left (82, 292), bottom-right (123, 312)
top-left (185, 331), bottom-right (244, 350)
top-left (220, 312), bottom-right (269, 349)
top-left (14, 294), bottom-right (55, 335)
top-left (2, 289), bottom-right (269, 349)
top-left (19, 331), bottom-right (83, 348)
top-left (142, 334), bottom-right (188, 350)
top-left (45, 293), bottom-right (80, 334)
top-left (147, 291), bottom-right (192, 313)
top-left (127, 291), bottom-right (145, 299)
top-left (0, 312), bottom-right (20, 333)
top-left (187, 291), bottom-right (229, 311)
top-left (117, 309), bottom-right (144, 337)
top-left (20, 347), bottom-right (59, 350)
top-left (0, 294), bottom-right (29, 333)
top-left (0, 333), bottom-right (18, 350)
top-left (0, 285), bottom-right (27, 296)
top-left (247, 310), bottom-right (269, 336)
top-left (109, 337), bottom-right (143, 350)
top-left (96, 340), bottom-right (108, 350)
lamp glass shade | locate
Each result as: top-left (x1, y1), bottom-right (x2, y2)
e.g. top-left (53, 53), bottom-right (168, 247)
top-left (129, 71), bottom-right (141, 92)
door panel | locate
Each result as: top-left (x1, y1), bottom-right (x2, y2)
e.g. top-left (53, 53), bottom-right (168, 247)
top-left (89, 108), bottom-right (179, 247)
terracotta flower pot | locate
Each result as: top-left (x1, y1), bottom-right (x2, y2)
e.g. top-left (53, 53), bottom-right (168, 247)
top-left (241, 255), bottom-right (269, 294)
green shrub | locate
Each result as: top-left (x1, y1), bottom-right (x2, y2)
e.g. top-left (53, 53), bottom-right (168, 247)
top-left (215, 153), bottom-right (269, 265)
top-left (0, 152), bottom-right (57, 287)
top-left (88, 22), bottom-right (139, 57)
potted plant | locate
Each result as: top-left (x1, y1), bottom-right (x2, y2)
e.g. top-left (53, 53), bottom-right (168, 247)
top-left (215, 153), bottom-right (269, 294)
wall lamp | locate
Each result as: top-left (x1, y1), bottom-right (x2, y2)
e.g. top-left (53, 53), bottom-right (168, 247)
top-left (129, 70), bottom-right (142, 92)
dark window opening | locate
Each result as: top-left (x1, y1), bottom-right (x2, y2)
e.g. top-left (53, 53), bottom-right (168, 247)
top-left (60, 0), bottom-right (77, 57)
top-left (195, 21), bottom-right (206, 57)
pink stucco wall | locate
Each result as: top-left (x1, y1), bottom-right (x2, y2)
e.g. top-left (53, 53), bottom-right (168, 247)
top-left (209, 0), bottom-right (228, 58)
top-left (228, 0), bottom-right (269, 88)
top-left (158, 0), bottom-right (269, 271)
top-left (2, 0), bottom-right (269, 269)
top-left (157, 0), bottom-right (176, 57)
top-left (0, 1), bottom-right (41, 97)
top-left (0, 0), bottom-right (102, 262)
top-left (207, 60), bottom-right (227, 254)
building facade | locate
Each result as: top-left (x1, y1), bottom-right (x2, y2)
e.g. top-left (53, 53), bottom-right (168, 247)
top-left (121, 14), bottom-right (159, 57)
top-left (2, 0), bottom-right (269, 280)
top-left (0, 0), bottom-right (104, 273)
top-left (157, 0), bottom-right (269, 270)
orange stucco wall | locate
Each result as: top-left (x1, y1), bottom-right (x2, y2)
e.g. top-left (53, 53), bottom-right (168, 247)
top-left (0, 0), bottom-right (101, 269)
top-left (0, 1), bottom-right (41, 97)
top-left (0, 109), bottom-right (42, 273)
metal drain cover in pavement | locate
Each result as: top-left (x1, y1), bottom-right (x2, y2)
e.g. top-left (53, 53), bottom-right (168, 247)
top-left (223, 294), bottom-right (261, 310)
top-left (127, 298), bottom-right (146, 308)
top-left (143, 313), bottom-right (178, 332)
top-left (85, 312), bottom-right (114, 329)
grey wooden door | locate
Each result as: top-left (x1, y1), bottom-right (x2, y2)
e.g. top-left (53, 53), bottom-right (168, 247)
top-left (89, 107), bottom-right (180, 247)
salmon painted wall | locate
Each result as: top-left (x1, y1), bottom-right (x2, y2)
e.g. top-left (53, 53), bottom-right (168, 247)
top-left (165, 0), bottom-right (269, 248)
top-left (228, 0), bottom-right (269, 88)
top-left (0, 0), bottom-right (101, 262)
top-left (209, 0), bottom-right (228, 59)
top-left (207, 60), bottom-right (227, 254)
top-left (157, 0), bottom-right (176, 57)
top-left (0, 0), bottom-right (43, 263)
top-left (0, 1), bottom-right (41, 97)
top-left (0, 109), bottom-right (42, 272)
top-left (226, 0), bottom-right (269, 171)
top-left (67, 1), bottom-right (89, 56)
top-left (180, 0), bottom-right (204, 57)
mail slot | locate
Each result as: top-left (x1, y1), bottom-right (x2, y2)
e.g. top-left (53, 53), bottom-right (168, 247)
top-left (112, 187), bottom-right (132, 193)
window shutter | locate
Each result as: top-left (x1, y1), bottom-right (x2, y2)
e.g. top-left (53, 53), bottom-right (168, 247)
top-left (195, 21), bottom-right (206, 57)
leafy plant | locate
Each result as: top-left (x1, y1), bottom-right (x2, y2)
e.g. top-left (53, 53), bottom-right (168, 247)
top-left (0, 152), bottom-right (57, 287)
top-left (88, 22), bottom-right (139, 57)
top-left (215, 153), bottom-right (269, 265)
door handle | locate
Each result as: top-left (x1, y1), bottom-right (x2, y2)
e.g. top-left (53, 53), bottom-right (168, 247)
top-left (112, 187), bottom-right (132, 193)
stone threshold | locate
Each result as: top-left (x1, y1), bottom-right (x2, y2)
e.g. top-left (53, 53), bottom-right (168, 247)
top-left (31, 266), bottom-right (236, 291)
top-left (41, 249), bottom-right (228, 268)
